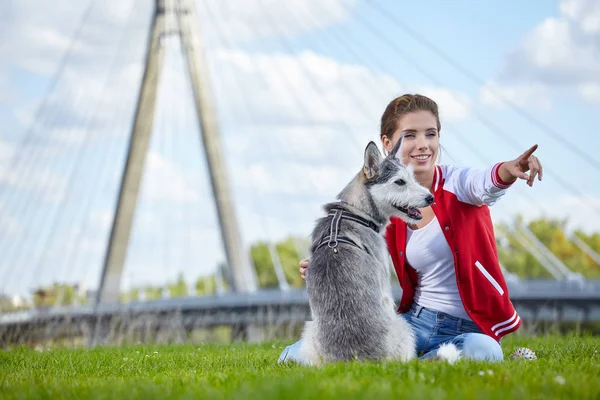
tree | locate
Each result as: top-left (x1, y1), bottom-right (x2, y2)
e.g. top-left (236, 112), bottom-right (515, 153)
top-left (168, 272), bottom-right (188, 297)
top-left (276, 237), bottom-right (307, 288)
top-left (250, 236), bottom-right (309, 289)
top-left (495, 221), bottom-right (550, 278)
top-left (496, 215), bottom-right (600, 278)
top-left (195, 275), bottom-right (217, 296)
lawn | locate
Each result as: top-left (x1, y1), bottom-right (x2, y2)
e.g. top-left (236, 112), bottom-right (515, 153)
top-left (1, 334), bottom-right (598, 399)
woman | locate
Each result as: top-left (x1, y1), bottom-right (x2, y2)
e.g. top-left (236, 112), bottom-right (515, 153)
top-left (279, 94), bottom-right (542, 363)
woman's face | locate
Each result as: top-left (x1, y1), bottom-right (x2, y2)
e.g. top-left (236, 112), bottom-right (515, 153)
top-left (383, 110), bottom-right (440, 175)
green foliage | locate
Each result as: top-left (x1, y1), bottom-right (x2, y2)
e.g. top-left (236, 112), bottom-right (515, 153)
top-left (250, 236), bottom-right (309, 289)
top-left (497, 215), bottom-right (600, 278)
top-left (575, 231), bottom-right (600, 251)
top-left (195, 275), bottom-right (217, 296)
top-left (167, 273), bottom-right (188, 297)
top-left (28, 283), bottom-right (87, 308)
top-left (0, 336), bottom-right (598, 399)
top-left (496, 222), bottom-right (551, 278)
top-left (250, 241), bottom-right (279, 288)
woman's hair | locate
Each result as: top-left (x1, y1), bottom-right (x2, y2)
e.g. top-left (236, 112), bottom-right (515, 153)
top-left (380, 94), bottom-right (442, 140)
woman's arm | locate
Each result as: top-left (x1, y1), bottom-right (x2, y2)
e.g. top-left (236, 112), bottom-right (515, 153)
top-left (442, 144), bottom-right (543, 207)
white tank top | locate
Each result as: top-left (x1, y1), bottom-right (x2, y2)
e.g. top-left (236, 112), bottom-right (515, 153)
top-left (406, 216), bottom-right (471, 321)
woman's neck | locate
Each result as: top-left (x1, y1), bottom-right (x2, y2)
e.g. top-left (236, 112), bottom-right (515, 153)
top-left (414, 168), bottom-right (435, 192)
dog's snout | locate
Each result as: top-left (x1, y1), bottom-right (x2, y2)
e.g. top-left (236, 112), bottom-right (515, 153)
top-left (425, 194), bottom-right (434, 205)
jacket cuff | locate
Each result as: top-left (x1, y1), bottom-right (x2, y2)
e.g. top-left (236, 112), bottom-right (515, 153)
top-left (491, 162), bottom-right (514, 189)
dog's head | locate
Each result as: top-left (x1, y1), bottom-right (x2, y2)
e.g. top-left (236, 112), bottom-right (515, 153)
top-left (361, 140), bottom-right (434, 225)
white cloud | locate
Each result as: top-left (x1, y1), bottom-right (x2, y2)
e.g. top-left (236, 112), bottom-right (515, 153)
top-left (500, 0), bottom-right (600, 103)
top-left (89, 209), bottom-right (113, 232)
top-left (213, 49), bottom-right (381, 126)
top-left (0, 72), bottom-right (14, 103)
top-left (243, 162), bottom-right (355, 198)
top-left (560, 0), bottom-right (600, 35)
top-left (0, 138), bottom-right (12, 165)
top-left (578, 82), bottom-right (600, 102)
top-left (0, 167), bottom-right (68, 203)
top-left (0, 200), bottom-right (23, 236)
top-left (0, 0), bottom-right (150, 75)
top-left (480, 82), bottom-right (553, 110)
top-left (0, 0), bottom-right (151, 153)
top-left (415, 87), bottom-right (471, 121)
top-left (196, 0), bottom-right (359, 44)
top-left (142, 151), bottom-right (202, 203)
top-left (212, 49), bottom-right (471, 131)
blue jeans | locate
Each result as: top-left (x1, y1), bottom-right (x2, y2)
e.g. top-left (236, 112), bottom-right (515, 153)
top-left (278, 302), bottom-right (504, 363)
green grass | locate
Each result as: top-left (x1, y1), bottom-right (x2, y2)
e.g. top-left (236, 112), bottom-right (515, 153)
top-left (1, 335), bottom-right (599, 399)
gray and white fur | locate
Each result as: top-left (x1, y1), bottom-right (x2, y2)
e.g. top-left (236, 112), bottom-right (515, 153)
top-left (298, 139), bottom-right (439, 365)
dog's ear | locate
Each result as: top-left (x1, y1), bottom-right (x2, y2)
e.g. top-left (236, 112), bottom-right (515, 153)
top-left (363, 141), bottom-right (382, 180)
top-left (390, 135), bottom-right (403, 160)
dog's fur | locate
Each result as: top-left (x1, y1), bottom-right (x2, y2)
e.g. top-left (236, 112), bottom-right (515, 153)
top-left (298, 140), bottom-right (445, 366)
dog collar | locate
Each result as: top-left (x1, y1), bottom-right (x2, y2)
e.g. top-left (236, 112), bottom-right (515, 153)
top-left (316, 208), bottom-right (381, 254)
top-left (327, 208), bottom-right (381, 233)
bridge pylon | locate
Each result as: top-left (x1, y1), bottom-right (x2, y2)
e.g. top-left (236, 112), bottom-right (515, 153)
top-left (95, 0), bottom-right (256, 307)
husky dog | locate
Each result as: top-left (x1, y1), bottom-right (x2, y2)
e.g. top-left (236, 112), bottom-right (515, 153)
top-left (298, 139), bottom-right (434, 365)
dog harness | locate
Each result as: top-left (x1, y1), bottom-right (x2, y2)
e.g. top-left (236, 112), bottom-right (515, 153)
top-left (316, 209), bottom-right (381, 254)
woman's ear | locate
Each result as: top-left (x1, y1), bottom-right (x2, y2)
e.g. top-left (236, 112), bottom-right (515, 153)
top-left (381, 135), bottom-right (391, 155)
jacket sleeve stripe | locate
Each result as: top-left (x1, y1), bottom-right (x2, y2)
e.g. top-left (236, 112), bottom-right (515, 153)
top-left (494, 315), bottom-right (521, 337)
top-left (491, 162), bottom-right (514, 189)
top-left (433, 166), bottom-right (441, 192)
top-left (491, 310), bottom-right (517, 331)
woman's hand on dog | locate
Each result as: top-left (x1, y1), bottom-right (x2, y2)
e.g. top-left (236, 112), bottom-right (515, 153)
top-left (299, 258), bottom-right (309, 280)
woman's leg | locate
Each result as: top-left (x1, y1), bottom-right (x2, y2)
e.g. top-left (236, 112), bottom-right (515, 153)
top-left (455, 333), bottom-right (504, 361)
top-left (399, 307), bottom-right (437, 357)
top-left (278, 339), bottom-right (305, 364)
top-left (420, 333), bottom-right (503, 362)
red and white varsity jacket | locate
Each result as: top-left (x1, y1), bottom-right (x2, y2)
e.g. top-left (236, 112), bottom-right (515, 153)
top-left (385, 162), bottom-right (522, 341)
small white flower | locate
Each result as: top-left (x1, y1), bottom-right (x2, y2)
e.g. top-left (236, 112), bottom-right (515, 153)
top-left (487, 370), bottom-right (494, 376)
top-left (478, 371), bottom-right (485, 376)
top-left (554, 376), bottom-right (566, 385)
top-left (154, 351), bottom-right (158, 354)
top-left (123, 357), bottom-right (128, 361)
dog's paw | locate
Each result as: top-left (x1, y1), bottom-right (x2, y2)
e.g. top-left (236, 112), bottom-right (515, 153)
top-left (435, 343), bottom-right (462, 364)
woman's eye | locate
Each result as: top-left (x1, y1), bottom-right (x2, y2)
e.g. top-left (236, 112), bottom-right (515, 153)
top-left (395, 179), bottom-right (406, 186)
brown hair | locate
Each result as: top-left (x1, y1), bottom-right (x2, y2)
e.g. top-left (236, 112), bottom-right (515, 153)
top-left (380, 94), bottom-right (441, 141)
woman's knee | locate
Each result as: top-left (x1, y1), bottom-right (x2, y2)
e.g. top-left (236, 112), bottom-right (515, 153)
top-left (278, 339), bottom-right (304, 364)
top-left (460, 333), bottom-right (504, 362)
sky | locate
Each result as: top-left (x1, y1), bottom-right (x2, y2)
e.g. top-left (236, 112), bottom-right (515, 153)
top-left (0, 0), bottom-right (598, 298)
